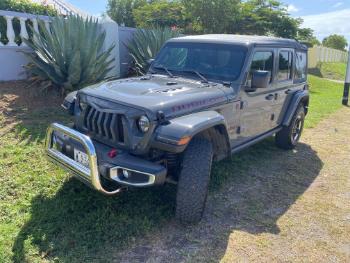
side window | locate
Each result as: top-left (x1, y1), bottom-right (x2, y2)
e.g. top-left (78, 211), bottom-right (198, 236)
top-left (248, 51), bottom-right (274, 83)
top-left (295, 51), bottom-right (307, 81)
top-left (278, 51), bottom-right (293, 81)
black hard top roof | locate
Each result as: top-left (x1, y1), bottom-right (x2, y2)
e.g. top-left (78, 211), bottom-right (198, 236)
top-left (168, 34), bottom-right (308, 50)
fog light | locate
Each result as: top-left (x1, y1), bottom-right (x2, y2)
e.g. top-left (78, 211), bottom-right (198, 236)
top-left (122, 169), bottom-right (130, 178)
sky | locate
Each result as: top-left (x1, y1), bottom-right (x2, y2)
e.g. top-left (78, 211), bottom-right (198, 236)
top-left (67, 0), bottom-right (350, 45)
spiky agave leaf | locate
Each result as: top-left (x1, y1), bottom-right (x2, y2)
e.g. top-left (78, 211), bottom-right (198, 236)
top-left (126, 27), bottom-right (181, 75)
top-left (22, 15), bottom-right (115, 94)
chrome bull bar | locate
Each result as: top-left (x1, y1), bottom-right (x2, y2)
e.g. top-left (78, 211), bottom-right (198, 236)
top-left (45, 123), bottom-right (123, 195)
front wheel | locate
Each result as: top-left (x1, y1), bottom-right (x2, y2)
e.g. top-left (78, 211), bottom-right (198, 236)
top-left (275, 105), bottom-right (305, 150)
top-left (175, 137), bottom-right (213, 224)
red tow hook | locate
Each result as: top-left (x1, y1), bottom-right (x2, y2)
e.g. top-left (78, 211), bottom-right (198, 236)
top-left (108, 148), bottom-right (118, 158)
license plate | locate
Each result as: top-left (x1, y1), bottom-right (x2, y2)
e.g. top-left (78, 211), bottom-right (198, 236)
top-left (74, 149), bottom-right (89, 168)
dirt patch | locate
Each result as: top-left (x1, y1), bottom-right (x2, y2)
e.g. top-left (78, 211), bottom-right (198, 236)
top-left (0, 81), bottom-right (62, 136)
top-left (0, 81), bottom-right (62, 114)
top-left (114, 107), bottom-right (350, 262)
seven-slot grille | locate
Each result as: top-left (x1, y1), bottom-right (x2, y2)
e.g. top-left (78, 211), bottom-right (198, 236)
top-left (84, 105), bottom-right (125, 143)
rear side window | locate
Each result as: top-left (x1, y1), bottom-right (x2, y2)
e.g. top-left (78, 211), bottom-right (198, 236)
top-left (295, 51), bottom-right (307, 81)
top-left (278, 51), bottom-right (293, 81)
top-left (249, 51), bottom-right (274, 82)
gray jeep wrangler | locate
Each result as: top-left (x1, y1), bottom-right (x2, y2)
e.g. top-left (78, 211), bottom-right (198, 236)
top-left (45, 34), bottom-right (309, 223)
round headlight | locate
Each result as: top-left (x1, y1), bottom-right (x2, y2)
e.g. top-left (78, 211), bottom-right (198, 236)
top-left (138, 115), bottom-right (150, 133)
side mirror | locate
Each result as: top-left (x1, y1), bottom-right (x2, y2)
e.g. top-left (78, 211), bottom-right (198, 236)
top-left (246, 70), bottom-right (271, 92)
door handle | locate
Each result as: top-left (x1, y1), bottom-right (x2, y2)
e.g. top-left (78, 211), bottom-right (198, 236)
top-left (285, 89), bottom-right (292, 94)
top-left (265, 94), bottom-right (274, 100)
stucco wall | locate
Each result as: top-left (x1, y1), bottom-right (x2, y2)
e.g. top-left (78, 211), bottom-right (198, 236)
top-left (0, 46), bottom-right (31, 81)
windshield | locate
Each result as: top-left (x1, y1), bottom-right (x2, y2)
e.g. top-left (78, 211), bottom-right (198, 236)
top-left (150, 42), bottom-right (247, 82)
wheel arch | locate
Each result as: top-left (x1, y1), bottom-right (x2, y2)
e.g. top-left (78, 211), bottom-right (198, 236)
top-left (282, 90), bottom-right (309, 127)
top-left (152, 110), bottom-right (231, 159)
top-left (192, 124), bottom-right (230, 161)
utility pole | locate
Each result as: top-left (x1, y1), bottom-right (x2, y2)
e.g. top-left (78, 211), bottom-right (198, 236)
top-left (342, 47), bottom-right (350, 105)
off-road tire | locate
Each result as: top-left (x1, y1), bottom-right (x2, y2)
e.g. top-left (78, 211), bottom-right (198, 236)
top-left (275, 105), bottom-right (305, 150)
top-left (175, 137), bottom-right (213, 224)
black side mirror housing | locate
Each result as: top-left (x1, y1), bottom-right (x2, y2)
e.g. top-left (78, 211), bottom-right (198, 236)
top-left (246, 70), bottom-right (271, 92)
top-left (62, 91), bottom-right (77, 115)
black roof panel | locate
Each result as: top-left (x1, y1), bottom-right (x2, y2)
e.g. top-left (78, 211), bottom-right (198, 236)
top-left (169, 34), bottom-right (308, 50)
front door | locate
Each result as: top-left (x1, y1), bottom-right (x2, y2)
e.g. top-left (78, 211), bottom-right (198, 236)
top-left (239, 49), bottom-right (276, 141)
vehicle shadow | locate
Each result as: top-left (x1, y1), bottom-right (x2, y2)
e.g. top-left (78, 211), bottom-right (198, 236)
top-left (12, 138), bottom-right (323, 262)
top-left (112, 140), bottom-right (324, 262)
top-left (0, 81), bottom-right (69, 143)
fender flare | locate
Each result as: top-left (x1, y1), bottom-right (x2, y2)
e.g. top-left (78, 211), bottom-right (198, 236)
top-left (282, 90), bottom-right (309, 126)
top-left (152, 111), bottom-right (228, 153)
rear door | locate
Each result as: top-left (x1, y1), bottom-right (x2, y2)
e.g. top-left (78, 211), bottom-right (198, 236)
top-left (272, 49), bottom-right (308, 127)
top-left (271, 48), bottom-right (294, 127)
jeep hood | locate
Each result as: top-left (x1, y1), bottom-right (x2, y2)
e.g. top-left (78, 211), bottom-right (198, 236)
top-left (80, 75), bottom-right (232, 118)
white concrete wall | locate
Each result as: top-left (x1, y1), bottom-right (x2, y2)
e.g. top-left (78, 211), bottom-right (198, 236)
top-left (0, 9), bottom-right (136, 81)
top-left (99, 17), bottom-right (121, 78)
top-left (0, 10), bottom-right (50, 81)
top-left (308, 46), bottom-right (348, 68)
top-left (0, 46), bottom-right (31, 81)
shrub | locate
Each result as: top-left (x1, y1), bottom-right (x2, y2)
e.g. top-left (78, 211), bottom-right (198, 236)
top-left (126, 27), bottom-right (180, 74)
top-left (23, 15), bottom-right (115, 94)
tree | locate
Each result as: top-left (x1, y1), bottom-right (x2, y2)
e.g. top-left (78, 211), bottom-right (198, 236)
top-left (106, 0), bottom-right (319, 44)
top-left (107, 0), bottom-right (147, 27)
top-left (231, 0), bottom-right (301, 38)
top-left (182, 0), bottom-right (240, 34)
top-left (296, 27), bottom-right (320, 47)
top-left (322, 34), bottom-right (348, 51)
top-left (133, 0), bottom-right (188, 29)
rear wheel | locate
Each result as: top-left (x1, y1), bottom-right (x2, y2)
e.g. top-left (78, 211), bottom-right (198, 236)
top-left (175, 137), bottom-right (213, 224)
top-left (275, 105), bottom-right (305, 150)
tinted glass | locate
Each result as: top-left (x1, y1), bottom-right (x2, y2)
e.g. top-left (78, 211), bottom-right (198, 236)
top-left (295, 51), bottom-right (307, 81)
top-left (151, 43), bottom-right (247, 82)
top-left (278, 51), bottom-right (293, 80)
top-left (249, 51), bottom-right (274, 82)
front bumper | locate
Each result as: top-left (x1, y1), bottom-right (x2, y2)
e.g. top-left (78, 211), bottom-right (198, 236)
top-left (45, 123), bottom-right (167, 195)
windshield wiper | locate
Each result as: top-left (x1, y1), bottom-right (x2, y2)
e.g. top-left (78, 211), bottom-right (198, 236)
top-left (153, 65), bottom-right (174, 78)
top-left (181, 69), bottom-right (208, 83)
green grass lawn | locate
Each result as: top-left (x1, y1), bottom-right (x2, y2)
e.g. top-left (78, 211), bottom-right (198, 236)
top-left (0, 76), bottom-right (345, 262)
top-left (313, 62), bottom-right (347, 81)
top-left (305, 75), bottom-right (344, 128)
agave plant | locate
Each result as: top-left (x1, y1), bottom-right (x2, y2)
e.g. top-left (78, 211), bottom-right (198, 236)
top-left (126, 27), bottom-right (181, 75)
top-left (23, 15), bottom-right (115, 94)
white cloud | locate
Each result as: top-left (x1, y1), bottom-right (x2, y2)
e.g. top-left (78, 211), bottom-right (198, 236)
top-left (332, 2), bottom-right (344, 8)
top-left (287, 4), bottom-right (299, 13)
top-left (301, 9), bottom-right (350, 44)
